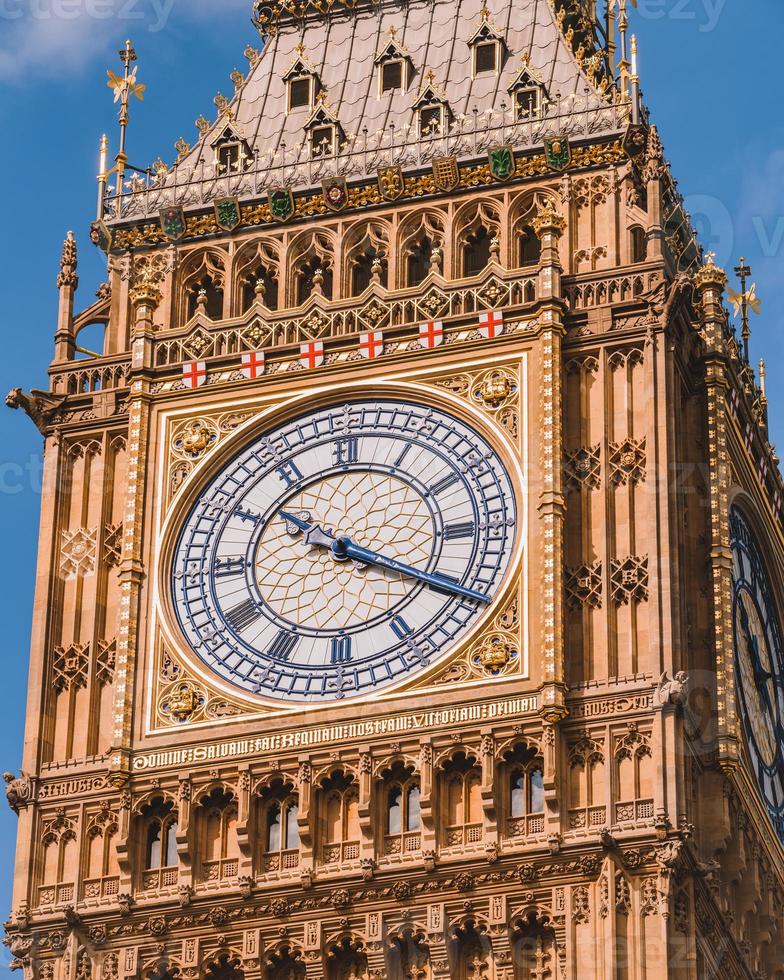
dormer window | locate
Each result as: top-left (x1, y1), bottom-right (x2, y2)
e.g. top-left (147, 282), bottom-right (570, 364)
top-left (413, 72), bottom-right (450, 139)
top-left (381, 60), bottom-right (404, 94)
top-left (474, 40), bottom-right (499, 75)
top-left (305, 95), bottom-right (344, 159)
top-left (508, 57), bottom-right (546, 120)
top-left (284, 46), bottom-right (320, 113)
top-left (375, 28), bottom-right (412, 97)
top-left (212, 125), bottom-right (252, 175)
top-left (289, 75), bottom-right (313, 111)
top-left (468, 5), bottom-right (505, 78)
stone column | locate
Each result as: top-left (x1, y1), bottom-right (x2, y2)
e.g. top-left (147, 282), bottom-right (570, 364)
top-left (108, 254), bottom-right (166, 787)
top-left (531, 200), bottom-right (569, 837)
top-left (297, 758), bottom-right (314, 881)
top-left (694, 257), bottom-right (737, 771)
top-left (644, 126), bottom-right (666, 260)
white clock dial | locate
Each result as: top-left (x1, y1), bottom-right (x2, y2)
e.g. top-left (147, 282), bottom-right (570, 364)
top-left (171, 399), bottom-right (518, 703)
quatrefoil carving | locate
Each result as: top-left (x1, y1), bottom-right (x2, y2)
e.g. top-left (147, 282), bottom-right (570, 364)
top-left (609, 438), bottom-right (646, 486)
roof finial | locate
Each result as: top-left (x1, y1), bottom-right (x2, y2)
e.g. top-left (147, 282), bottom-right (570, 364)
top-left (616, 0), bottom-right (630, 95)
top-left (728, 257), bottom-right (762, 363)
top-left (105, 40), bottom-right (145, 209)
top-left (629, 34), bottom-right (640, 124)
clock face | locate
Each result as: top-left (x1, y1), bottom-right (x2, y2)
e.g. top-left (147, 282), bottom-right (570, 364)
top-left (730, 508), bottom-right (784, 840)
top-left (171, 399), bottom-right (518, 703)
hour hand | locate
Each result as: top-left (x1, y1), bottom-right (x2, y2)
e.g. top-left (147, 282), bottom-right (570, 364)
top-left (279, 510), bottom-right (337, 550)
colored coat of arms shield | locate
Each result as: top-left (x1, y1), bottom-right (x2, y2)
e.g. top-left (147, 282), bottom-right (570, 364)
top-left (322, 177), bottom-right (349, 212)
top-left (214, 196), bottom-right (242, 232)
top-left (268, 187), bottom-right (295, 222)
top-left (488, 145), bottom-right (515, 182)
top-left (544, 136), bottom-right (572, 172)
top-left (159, 206), bottom-right (186, 241)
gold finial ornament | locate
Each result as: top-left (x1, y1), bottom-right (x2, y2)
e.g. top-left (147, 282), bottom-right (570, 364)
top-left (100, 40), bottom-right (145, 219)
top-left (693, 251), bottom-right (727, 291)
top-left (532, 199), bottom-right (566, 238)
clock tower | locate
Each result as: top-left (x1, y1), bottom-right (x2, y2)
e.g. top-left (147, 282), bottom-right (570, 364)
top-left (6, 1), bottom-right (784, 978)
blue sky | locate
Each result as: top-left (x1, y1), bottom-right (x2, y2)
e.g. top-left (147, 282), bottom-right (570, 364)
top-left (0, 0), bottom-right (782, 945)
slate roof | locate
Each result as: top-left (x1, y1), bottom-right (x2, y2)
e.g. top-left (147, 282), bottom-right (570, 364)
top-left (108, 0), bottom-right (625, 222)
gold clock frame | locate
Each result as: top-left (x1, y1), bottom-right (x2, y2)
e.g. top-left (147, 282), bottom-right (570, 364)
top-left (144, 352), bottom-right (528, 734)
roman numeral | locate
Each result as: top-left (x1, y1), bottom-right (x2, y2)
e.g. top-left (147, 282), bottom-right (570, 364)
top-left (214, 556), bottom-right (245, 579)
top-left (276, 460), bottom-right (304, 487)
top-left (394, 443), bottom-right (413, 468)
top-left (333, 438), bottom-right (359, 466)
top-left (444, 521), bottom-right (476, 541)
top-left (390, 615), bottom-right (413, 640)
top-left (331, 636), bottom-right (353, 664)
top-left (267, 630), bottom-right (298, 663)
top-left (225, 598), bottom-right (262, 632)
top-left (234, 507), bottom-right (261, 525)
top-left (429, 472), bottom-right (460, 497)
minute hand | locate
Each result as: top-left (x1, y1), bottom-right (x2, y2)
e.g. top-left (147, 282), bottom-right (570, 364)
top-left (334, 536), bottom-right (490, 604)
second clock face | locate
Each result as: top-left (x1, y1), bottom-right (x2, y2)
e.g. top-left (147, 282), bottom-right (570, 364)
top-left (171, 399), bottom-right (518, 703)
top-left (731, 508), bottom-right (784, 841)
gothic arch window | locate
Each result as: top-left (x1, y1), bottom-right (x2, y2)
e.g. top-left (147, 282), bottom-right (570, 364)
top-left (630, 225), bottom-right (647, 264)
top-left (399, 211), bottom-right (445, 288)
top-left (181, 251), bottom-right (227, 324)
top-left (614, 727), bottom-right (654, 824)
top-left (235, 240), bottom-right (281, 314)
top-left (187, 275), bottom-right (224, 320)
top-left (518, 225), bottom-right (541, 268)
top-left (289, 232), bottom-right (334, 305)
top-left (455, 201), bottom-right (500, 278)
top-left (503, 744), bottom-right (545, 838)
top-left (462, 225), bottom-right (493, 276)
top-left (205, 954), bottom-right (244, 980)
top-left (449, 921), bottom-right (493, 980)
top-left (138, 797), bottom-right (179, 892)
top-left (380, 761), bottom-right (421, 858)
top-left (242, 265), bottom-right (279, 312)
top-left (387, 928), bottom-right (430, 980)
top-left (345, 222), bottom-right (390, 295)
top-left (440, 752), bottom-right (483, 848)
top-left (265, 945), bottom-right (306, 980)
top-left (38, 814), bottom-right (79, 908)
top-left (258, 779), bottom-right (300, 874)
top-left (84, 808), bottom-right (120, 900)
top-left (197, 787), bottom-right (239, 883)
top-left (318, 770), bottom-right (360, 865)
top-left (325, 937), bottom-right (368, 980)
top-left (567, 735), bottom-right (606, 831)
top-left (511, 912), bottom-right (557, 980)
top-left (305, 98), bottom-right (345, 159)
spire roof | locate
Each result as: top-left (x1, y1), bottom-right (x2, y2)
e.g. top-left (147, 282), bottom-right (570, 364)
top-left (106, 0), bottom-right (624, 224)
